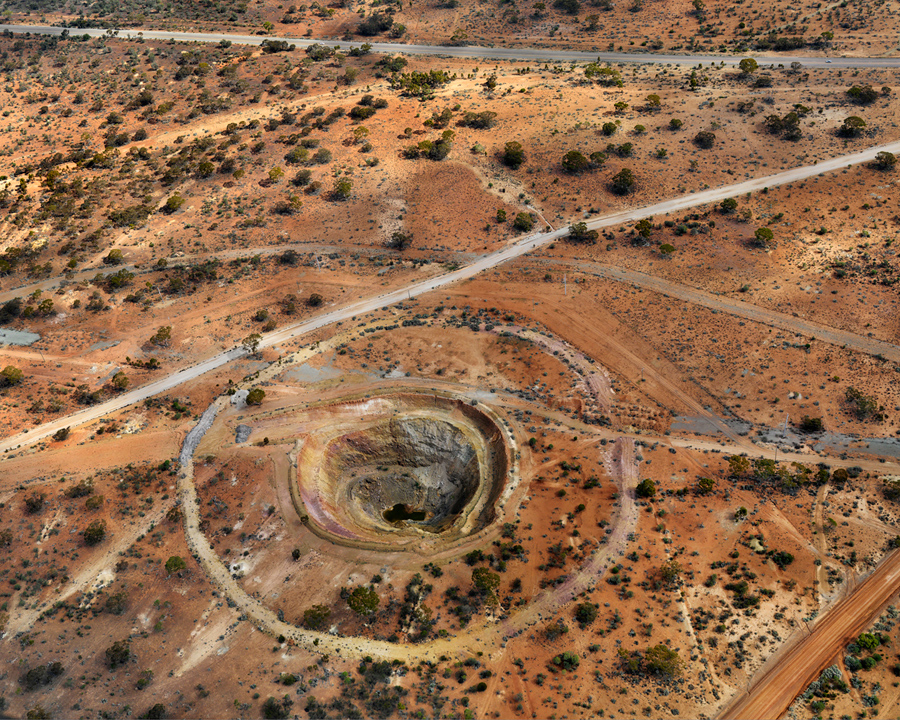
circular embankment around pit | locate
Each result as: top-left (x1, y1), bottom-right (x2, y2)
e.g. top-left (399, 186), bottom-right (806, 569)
top-left (290, 392), bottom-right (512, 553)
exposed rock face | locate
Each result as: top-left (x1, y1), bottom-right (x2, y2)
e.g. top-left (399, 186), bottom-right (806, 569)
top-left (293, 393), bottom-right (509, 550)
top-left (234, 424), bottom-right (252, 444)
top-left (343, 417), bottom-right (480, 533)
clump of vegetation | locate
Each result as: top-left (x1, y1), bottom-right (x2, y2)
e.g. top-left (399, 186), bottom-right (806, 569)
top-left (105, 639), bottom-right (132, 669)
top-left (567, 222), bottom-right (599, 244)
top-left (574, 602), bottom-right (598, 628)
top-left (501, 141), bottom-right (525, 169)
top-left (845, 386), bottom-right (882, 421)
top-left (609, 168), bottom-right (636, 195)
top-left (20, 662), bottom-right (64, 691)
top-left (24, 492), bottom-right (46, 514)
top-left (618, 644), bottom-right (682, 677)
top-left (551, 651), bottom-right (580, 670)
top-left (346, 586), bottom-right (380, 616)
top-left (262, 696), bottom-right (293, 719)
top-left (165, 556), bottom-right (187, 574)
top-left (797, 416), bottom-right (823, 433)
top-left (303, 604), bottom-right (331, 630)
top-left (389, 70), bottom-right (454, 100)
top-left (84, 519), bottom-right (107, 546)
top-left (636, 478), bottom-right (656, 498)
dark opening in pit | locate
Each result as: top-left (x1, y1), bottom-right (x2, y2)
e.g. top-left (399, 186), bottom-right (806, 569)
top-left (383, 503), bottom-right (427, 524)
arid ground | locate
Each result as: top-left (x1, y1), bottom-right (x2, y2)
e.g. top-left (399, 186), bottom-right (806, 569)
top-left (0, 11), bottom-right (899, 720)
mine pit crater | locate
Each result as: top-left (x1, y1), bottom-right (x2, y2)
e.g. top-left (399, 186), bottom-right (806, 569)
top-left (292, 393), bottom-right (511, 551)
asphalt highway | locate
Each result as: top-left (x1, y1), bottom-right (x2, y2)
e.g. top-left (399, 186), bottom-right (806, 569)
top-left (2, 23), bottom-right (900, 68)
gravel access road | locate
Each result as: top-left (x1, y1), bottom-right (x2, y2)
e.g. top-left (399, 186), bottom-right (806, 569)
top-left (3, 139), bottom-right (900, 453)
top-left (3, 24), bottom-right (900, 68)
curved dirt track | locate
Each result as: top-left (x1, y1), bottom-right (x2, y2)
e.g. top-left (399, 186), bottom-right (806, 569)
top-left (3, 24), bottom-right (900, 69)
top-left (177, 376), bottom-right (641, 661)
top-left (719, 548), bottom-right (900, 720)
top-left (4, 138), bottom-right (900, 454)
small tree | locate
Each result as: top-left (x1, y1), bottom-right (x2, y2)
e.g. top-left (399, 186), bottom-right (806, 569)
top-left (331, 176), bottom-right (352, 200)
top-left (568, 222), bottom-right (599, 244)
top-left (150, 326), bottom-right (172, 347)
top-left (839, 116), bottom-right (866, 137)
top-left (242, 333), bottom-right (262, 356)
top-left (693, 130), bottom-right (715, 149)
top-left (720, 197), bottom-right (738, 213)
top-left (291, 169), bottom-right (313, 187)
top-left (513, 213), bottom-right (534, 231)
top-left (144, 704), bottom-right (167, 720)
top-left (552, 652), bottom-right (580, 670)
top-left (307, 293), bottom-right (324, 307)
top-left (104, 249), bottom-right (124, 265)
top-left (165, 556), bottom-right (187, 575)
top-left (874, 151), bottom-right (896, 171)
top-left (162, 194), bottom-right (185, 214)
top-left (845, 386), bottom-right (881, 421)
top-left (753, 227), bottom-right (774, 248)
top-left (386, 230), bottom-right (412, 250)
top-left (262, 697), bottom-right (293, 719)
top-left (561, 150), bottom-right (590, 174)
top-left (668, 118), bottom-right (683, 130)
top-left (105, 591), bottom-right (128, 615)
top-left (472, 567), bottom-right (501, 604)
top-left (0, 365), bottom-right (23, 386)
top-left (303, 605), bottom-right (331, 630)
top-left (635, 218), bottom-right (653, 239)
top-left (645, 93), bottom-right (661, 111)
top-left (111, 371), bottom-right (129, 392)
top-left (636, 478), bottom-right (656, 498)
top-left (659, 559), bottom-right (683, 587)
top-left (501, 141), bottom-right (525, 169)
top-left (644, 644), bottom-right (682, 677)
top-left (246, 388), bottom-right (265, 406)
top-left (348, 586), bottom-right (380, 616)
top-left (610, 168), bottom-right (636, 195)
top-left (799, 416), bottom-right (824, 433)
top-left (24, 492), bottom-right (45, 514)
top-left (84, 519), bottom-right (107, 546)
top-left (105, 639), bottom-right (132, 669)
top-left (697, 477), bottom-right (715, 495)
top-left (738, 58), bottom-right (758, 75)
top-left (574, 602), bottom-right (597, 627)
top-left (847, 85), bottom-right (879, 105)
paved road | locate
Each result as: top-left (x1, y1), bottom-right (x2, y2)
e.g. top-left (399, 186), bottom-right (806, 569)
top-left (3, 138), bottom-right (900, 453)
top-left (3, 24), bottom-right (900, 68)
top-left (719, 548), bottom-right (900, 719)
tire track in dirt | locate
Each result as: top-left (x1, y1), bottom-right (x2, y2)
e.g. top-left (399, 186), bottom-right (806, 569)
top-left (548, 260), bottom-right (900, 363)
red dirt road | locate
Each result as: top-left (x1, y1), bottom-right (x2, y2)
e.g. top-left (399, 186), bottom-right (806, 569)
top-left (720, 549), bottom-right (900, 719)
